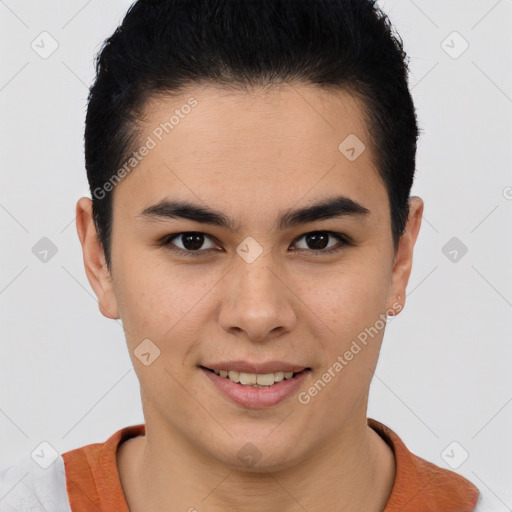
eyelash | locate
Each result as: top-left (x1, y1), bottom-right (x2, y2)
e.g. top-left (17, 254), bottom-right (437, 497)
top-left (159, 231), bottom-right (352, 258)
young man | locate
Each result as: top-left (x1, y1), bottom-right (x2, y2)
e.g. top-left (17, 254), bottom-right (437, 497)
top-left (0, 0), bottom-right (484, 510)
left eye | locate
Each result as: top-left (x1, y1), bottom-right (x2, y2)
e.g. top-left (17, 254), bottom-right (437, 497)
top-left (161, 231), bottom-right (350, 257)
top-left (292, 231), bottom-right (349, 253)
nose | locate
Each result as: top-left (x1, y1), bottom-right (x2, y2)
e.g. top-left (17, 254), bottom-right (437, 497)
top-left (217, 255), bottom-right (298, 342)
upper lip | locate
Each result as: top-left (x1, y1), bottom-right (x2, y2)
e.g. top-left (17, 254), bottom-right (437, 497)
top-left (201, 361), bottom-right (310, 374)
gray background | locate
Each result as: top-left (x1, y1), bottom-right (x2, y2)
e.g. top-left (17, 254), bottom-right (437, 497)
top-left (1, 0), bottom-right (511, 508)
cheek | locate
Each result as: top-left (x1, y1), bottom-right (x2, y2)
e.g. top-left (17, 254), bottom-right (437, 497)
top-left (301, 263), bottom-right (390, 337)
top-left (296, 268), bottom-right (390, 417)
top-left (114, 252), bottom-right (217, 351)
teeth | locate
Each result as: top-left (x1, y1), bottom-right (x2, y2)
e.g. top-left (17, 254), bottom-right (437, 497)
top-left (228, 370), bottom-right (240, 383)
top-left (239, 372), bottom-right (256, 385)
top-left (212, 369), bottom-right (299, 386)
top-left (257, 373), bottom-right (278, 386)
top-left (273, 372), bottom-right (285, 383)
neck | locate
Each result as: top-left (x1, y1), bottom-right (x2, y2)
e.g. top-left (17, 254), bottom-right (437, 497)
top-left (118, 411), bottom-right (396, 512)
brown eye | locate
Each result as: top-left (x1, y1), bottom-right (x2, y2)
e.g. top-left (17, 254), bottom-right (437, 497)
top-left (162, 232), bottom-right (220, 256)
top-left (178, 233), bottom-right (207, 251)
top-left (291, 231), bottom-right (350, 254)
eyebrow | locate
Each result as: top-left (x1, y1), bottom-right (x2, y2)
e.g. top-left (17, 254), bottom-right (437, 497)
top-left (137, 195), bottom-right (370, 232)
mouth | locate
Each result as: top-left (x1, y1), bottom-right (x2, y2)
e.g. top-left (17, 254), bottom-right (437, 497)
top-left (199, 365), bottom-right (312, 408)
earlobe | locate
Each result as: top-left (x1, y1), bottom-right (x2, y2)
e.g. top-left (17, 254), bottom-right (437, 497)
top-left (75, 197), bottom-right (120, 320)
top-left (387, 293), bottom-right (403, 317)
top-left (387, 196), bottom-right (424, 315)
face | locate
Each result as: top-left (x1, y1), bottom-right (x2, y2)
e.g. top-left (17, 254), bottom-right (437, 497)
top-left (77, 83), bottom-right (422, 471)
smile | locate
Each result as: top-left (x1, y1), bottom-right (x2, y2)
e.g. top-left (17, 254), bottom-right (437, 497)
top-left (200, 366), bottom-right (312, 408)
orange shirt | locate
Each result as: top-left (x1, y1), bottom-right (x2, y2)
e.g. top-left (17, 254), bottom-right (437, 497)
top-left (60, 417), bottom-right (480, 511)
top-left (0, 417), bottom-right (483, 511)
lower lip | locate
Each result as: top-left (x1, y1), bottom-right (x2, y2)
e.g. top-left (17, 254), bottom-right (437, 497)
top-left (200, 367), bottom-right (311, 409)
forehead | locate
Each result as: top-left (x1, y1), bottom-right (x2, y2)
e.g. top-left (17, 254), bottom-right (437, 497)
top-left (112, 83), bottom-right (386, 220)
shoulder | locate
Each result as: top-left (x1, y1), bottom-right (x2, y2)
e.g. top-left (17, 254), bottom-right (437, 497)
top-left (368, 418), bottom-right (482, 511)
top-left (0, 424), bottom-right (145, 512)
top-left (0, 454), bottom-right (72, 512)
top-left (411, 453), bottom-right (480, 506)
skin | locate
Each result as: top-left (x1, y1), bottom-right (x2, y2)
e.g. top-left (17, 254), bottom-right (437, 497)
top-left (76, 83), bottom-right (423, 512)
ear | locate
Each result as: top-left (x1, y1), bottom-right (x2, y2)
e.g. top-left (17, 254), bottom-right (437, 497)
top-left (387, 196), bottom-right (424, 316)
top-left (75, 197), bottom-right (120, 319)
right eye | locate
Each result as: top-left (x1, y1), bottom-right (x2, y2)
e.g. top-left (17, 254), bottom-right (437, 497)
top-left (160, 232), bottom-right (221, 257)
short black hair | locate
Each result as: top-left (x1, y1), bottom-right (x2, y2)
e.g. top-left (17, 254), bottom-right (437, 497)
top-left (84, 0), bottom-right (420, 271)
